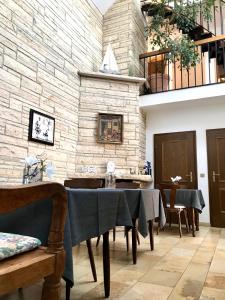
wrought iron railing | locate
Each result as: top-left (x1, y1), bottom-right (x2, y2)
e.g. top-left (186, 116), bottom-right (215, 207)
top-left (139, 36), bottom-right (225, 94)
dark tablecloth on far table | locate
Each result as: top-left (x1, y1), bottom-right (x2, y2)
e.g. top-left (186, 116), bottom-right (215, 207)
top-left (164, 189), bottom-right (205, 212)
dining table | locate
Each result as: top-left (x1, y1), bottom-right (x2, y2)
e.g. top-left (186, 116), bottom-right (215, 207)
top-left (164, 188), bottom-right (205, 236)
top-left (0, 187), bottom-right (165, 299)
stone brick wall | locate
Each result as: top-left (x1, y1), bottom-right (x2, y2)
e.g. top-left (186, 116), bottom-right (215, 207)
top-left (103, 0), bottom-right (146, 76)
top-left (0, 0), bottom-right (103, 183)
top-left (76, 72), bottom-right (145, 175)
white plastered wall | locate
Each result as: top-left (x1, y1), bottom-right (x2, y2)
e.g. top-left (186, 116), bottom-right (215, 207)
top-left (145, 97), bottom-right (225, 224)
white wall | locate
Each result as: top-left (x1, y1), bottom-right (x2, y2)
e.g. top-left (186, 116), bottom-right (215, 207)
top-left (145, 97), bottom-right (225, 223)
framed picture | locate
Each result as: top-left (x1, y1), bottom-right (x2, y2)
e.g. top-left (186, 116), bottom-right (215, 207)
top-left (97, 113), bottom-right (123, 144)
top-left (28, 109), bottom-right (55, 146)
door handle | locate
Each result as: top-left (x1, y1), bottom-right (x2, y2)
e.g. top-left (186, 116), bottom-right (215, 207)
top-left (185, 171), bottom-right (193, 182)
top-left (212, 170), bottom-right (220, 182)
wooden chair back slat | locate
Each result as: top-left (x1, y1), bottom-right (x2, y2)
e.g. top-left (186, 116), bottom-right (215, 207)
top-left (64, 178), bottom-right (104, 189)
top-left (158, 183), bottom-right (180, 209)
top-left (116, 181), bottom-right (140, 189)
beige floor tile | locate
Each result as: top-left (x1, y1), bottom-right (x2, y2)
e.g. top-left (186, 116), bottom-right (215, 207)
top-left (192, 246), bottom-right (215, 264)
top-left (209, 250), bottom-right (225, 274)
top-left (205, 272), bottom-right (225, 290)
top-left (120, 282), bottom-right (172, 300)
top-left (78, 281), bottom-right (130, 300)
top-left (200, 287), bottom-right (225, 300)
top-left (111, 269), bottom-right (145, 285)
top-left (154, 254), bottom-right (191, 273)
top-left (168, 262), bottom-right (209, 299)
top-left (140, 269), bottom-right (182, 287)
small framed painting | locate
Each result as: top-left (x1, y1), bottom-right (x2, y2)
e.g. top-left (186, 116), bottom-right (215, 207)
top-left (28, 109), bottom-right (55, 146)
top-left (97, 113), bottom-right (123, 144)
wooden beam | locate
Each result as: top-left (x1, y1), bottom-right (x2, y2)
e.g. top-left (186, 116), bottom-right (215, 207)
top-left (195, 34), bottom-right (225, 46)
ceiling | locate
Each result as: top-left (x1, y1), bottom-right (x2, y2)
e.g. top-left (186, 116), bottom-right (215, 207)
top-left (91, 0), bottom-right (116, 14)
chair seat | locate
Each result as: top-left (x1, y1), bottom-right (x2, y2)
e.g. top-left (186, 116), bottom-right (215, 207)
top-left (0, 247), bottom-right (55, 295)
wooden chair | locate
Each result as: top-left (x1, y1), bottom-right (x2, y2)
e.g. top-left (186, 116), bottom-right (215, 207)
top-left (158, 183), bottom-right (189, 237)
top-left (0, 182), bottom-right (67, 300)
top-left (64, 178), bottom-right (104, 283)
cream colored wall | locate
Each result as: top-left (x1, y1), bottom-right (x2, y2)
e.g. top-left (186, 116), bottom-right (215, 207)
top-left (0, 0), bottom-right (103, 184)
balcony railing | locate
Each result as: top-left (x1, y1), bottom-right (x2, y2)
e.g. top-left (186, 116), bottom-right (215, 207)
top-left (139, 36), bottom-right (225, 94)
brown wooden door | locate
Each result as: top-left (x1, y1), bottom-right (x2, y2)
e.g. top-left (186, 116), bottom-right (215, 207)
top-left (207, 128), bottom-right (225, 227)
top-left (154, 131), bottom-right (198, 189)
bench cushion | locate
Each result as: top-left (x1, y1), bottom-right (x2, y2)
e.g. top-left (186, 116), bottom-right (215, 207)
top-left (0, 232), bottom-right (41, 261)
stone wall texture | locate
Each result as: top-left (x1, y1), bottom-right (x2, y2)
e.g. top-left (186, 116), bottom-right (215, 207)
top-left (103, 0), bottom-right (146, 76)
top-left (76, 74), bottom-right (144, 175)
top-left (0, 0), bottom-right (103, 183)
top-left (0, 0), bottom-right (146, 184)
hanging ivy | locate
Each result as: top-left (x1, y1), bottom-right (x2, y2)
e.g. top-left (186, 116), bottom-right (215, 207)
top-left (145, 0), bottom-right (217, 69)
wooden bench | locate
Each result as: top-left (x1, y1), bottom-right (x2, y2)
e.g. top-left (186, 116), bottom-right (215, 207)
top-left (0, 182), bottom-right (67, 300)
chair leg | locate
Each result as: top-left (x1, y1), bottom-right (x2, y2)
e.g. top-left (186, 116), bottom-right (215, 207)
top-left (195, 210), bottom-right (199, 231)
top-left (113, 227), bottom-right (116, 242)
top-left (86, 239), bottom-right (97, 282)
top-left (178, 210), bottom-right (182, 238)
top-left (137, 231), bottom-right (140, 245)
top-left (169, 211), bottom-right (172, 228)
top-left (183, 209), bottom-right (189, 233)
top-left (96, 235), bottom-right (101, 247)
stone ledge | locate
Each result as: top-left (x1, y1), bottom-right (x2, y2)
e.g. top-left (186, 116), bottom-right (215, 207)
top-left (78, 71), bottom-right (146, 84)
top-left (68, 173), bottom-right (152, 182)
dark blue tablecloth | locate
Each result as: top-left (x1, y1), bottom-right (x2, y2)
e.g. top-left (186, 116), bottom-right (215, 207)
top-left (0, 188), bottom-right (165, 287)
top-left (164, 189), bottom-right (205, 212)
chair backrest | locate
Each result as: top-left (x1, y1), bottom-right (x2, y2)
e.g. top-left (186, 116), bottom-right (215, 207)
top-left (116, 181), bottom-right (140, 189)
top-left (0, 182), bottom-right (67, 298)
top-left (158, 183), bottom-right (180, 209)
top-left (64, 178), bottom-right (104, 189)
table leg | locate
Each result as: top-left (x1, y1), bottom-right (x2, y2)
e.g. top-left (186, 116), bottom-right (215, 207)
top-left (148, 220), bottom-right (154, 251)
top-left (86, 239), bottom-right (97, 282)
top-left (66, 281), bottom-right (71, 300)
top-left (103, 231), bottom-right (110, 298)
top-left (125, 226), bottom-right (129, 252)
top-left (191, 208), bottom-right (195, 237)
top-left (131, 219), bottom-right (137, 264)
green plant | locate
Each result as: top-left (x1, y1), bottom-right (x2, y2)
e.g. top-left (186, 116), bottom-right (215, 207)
top-left (145, 0), bottom-right (216, 69)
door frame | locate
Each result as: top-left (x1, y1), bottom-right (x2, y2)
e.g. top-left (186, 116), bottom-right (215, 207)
top-left (154, 130), bottom-right (198, 188)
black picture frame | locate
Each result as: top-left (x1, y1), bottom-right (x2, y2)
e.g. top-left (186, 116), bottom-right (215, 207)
top-left (28, 109), bottom-right (55, 146)
top-left (97, 113), bottom-right (123, 144)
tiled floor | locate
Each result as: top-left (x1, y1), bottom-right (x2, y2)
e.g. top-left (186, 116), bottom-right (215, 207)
top-left (1, 226), bottom-right (225, 299)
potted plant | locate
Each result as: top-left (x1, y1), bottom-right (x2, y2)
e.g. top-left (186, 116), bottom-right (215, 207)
top-left (148, 54), bottom-right (170, 92)
top-left (144, 0), bottom-right (216, 71)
